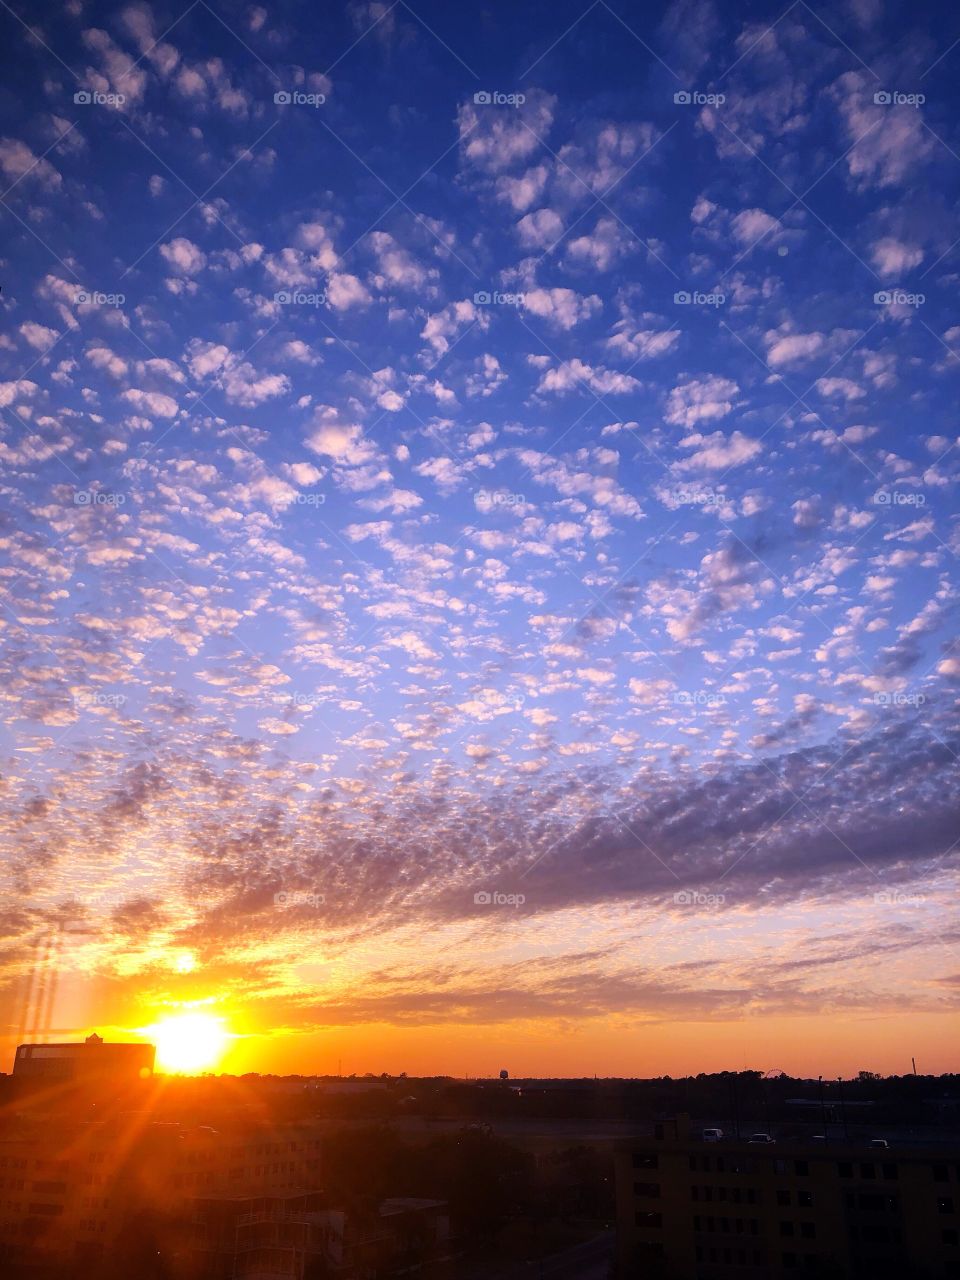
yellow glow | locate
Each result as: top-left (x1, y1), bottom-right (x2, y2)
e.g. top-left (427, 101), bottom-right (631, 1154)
top-left (174, 952), bottom-right (196, 973)
top-left (147, 1013), bottom-right (229, 1073)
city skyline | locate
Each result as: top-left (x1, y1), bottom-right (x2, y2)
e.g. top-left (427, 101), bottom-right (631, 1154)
top-left (1, 0), bottom-right (959, 1080)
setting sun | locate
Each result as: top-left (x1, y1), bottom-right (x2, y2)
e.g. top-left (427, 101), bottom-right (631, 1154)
top-left (147, 1013), bottom-right (230, 1074)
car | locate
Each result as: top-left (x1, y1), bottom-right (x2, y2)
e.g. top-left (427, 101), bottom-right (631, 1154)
top-left (702, 1128), bottom-right (724, 1142)
top-left (748, 1133), bottom-right (776, 1144)
top-left (869, 1138), bottom-right (889, 1148)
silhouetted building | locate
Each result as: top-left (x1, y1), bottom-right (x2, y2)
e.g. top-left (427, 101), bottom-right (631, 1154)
top-left (615, 1115), bottom-right (960, 1279)
top-left (0, 1114), bottom-right (324, 1275)
top-left (12, 1032), bottom-right (155, 1083)
top-left (190, 1190), bottom-right (449, 1277)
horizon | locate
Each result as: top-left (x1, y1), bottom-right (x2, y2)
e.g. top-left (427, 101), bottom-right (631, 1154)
top-left (2, 0), bottom-right (960, 1086)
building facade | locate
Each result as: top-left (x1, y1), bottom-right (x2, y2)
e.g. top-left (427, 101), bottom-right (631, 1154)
top-left (615, 1117), bottom-right (960, 1279)
top-left (12, 1032), bottom-right (155, 1084)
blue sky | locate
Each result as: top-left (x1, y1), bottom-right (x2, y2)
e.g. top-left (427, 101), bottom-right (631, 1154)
top-left (1, 0), bottom-right (958, 1074)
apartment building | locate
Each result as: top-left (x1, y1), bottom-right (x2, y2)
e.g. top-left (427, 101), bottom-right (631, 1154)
top-left (188, 1189), bottom-right (450, 1278)
top-left (615, 1116), bottom-right (960, 1279)
top-left (0, 1115), bottom-right (323, 1276)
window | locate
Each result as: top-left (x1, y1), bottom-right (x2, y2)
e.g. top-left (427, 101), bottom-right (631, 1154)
top-left (861, 1224), bottom-right (889, 1244)
top-left (780, 1221), bottom-right (795, 1237)
top-left (633, 1153), bottom-right (658, 1169)
top-left (943, 1229), bottom-right (959, 1246)
top-left (794, 1160), bottom-right (809, 1176)
top-left (798, 1190), bottom-right (813, 1208)
top-left (860, 1163), bottom-right (876, 1179)
top-left (777, 1190), bottom-right (791, 1206)
top-left (635, 1211), bottom-right (662, 1229)
top-left (882, 1164), bottom-right (898, 1181)
top-left (939, 1198), bottom-right (955, 1215)
top-left (838, 1162), bottom-right (853, 1178)
top-left (800, 1222), bottom-right (816, 1239)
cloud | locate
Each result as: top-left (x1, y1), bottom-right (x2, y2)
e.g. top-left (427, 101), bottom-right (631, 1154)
top-left (665, 375), bottom-right (739, 427)
top-left (160, 237), bottom-right (207, 276)
top-left (458, 89), bottom-right (556, 173)
top-left (522, 287), bottom-right (601, 329)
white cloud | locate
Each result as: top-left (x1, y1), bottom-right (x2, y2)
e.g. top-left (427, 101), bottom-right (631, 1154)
top-left (665, 375), bottom-right (739, 427)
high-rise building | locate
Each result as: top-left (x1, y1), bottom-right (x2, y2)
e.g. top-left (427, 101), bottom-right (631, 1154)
top-left (615, 1116), bottom-right (960, 1278)
top-left (12, 1032), bottom-right (155, 1084)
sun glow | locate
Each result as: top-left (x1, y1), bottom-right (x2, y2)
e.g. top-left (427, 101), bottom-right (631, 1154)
top-left (147, 1012), bottom-right (230, 1074)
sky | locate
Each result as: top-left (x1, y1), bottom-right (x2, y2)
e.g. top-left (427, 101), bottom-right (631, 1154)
top-left (0, 0), bottom-right (959, 1079)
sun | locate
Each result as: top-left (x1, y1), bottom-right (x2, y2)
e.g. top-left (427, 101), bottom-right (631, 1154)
top-left (147, 1012), bottom-right (230, 1074)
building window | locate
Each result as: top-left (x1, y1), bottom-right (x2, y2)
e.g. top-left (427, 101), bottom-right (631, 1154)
top-left (780, 1221), bottom-right (795, 1237)
top-left (882, 1164), bottom-right (898, 1181)
top-left (794, 1160), bottom-right (809, 1176)
top-left (860, 1163), bottom-right (875, 1179)
top-left (634, 1211), bottom-right (662, 1229)
top-left (838, 1162), bottom-right (853, 1178)
top-left (777, 1190), bottom-right (791, 1206)
top-left (633, 1153), bottom-right (658, 1170)
top-left (942, 1229), bottom-right (958, 1246)
top-left (800, 1222), bottom-right (816, 1239)
top-left (939, 1198), bottom-right (955, 1215)
top-left (798, 1191), bottom-right (813, 1208)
